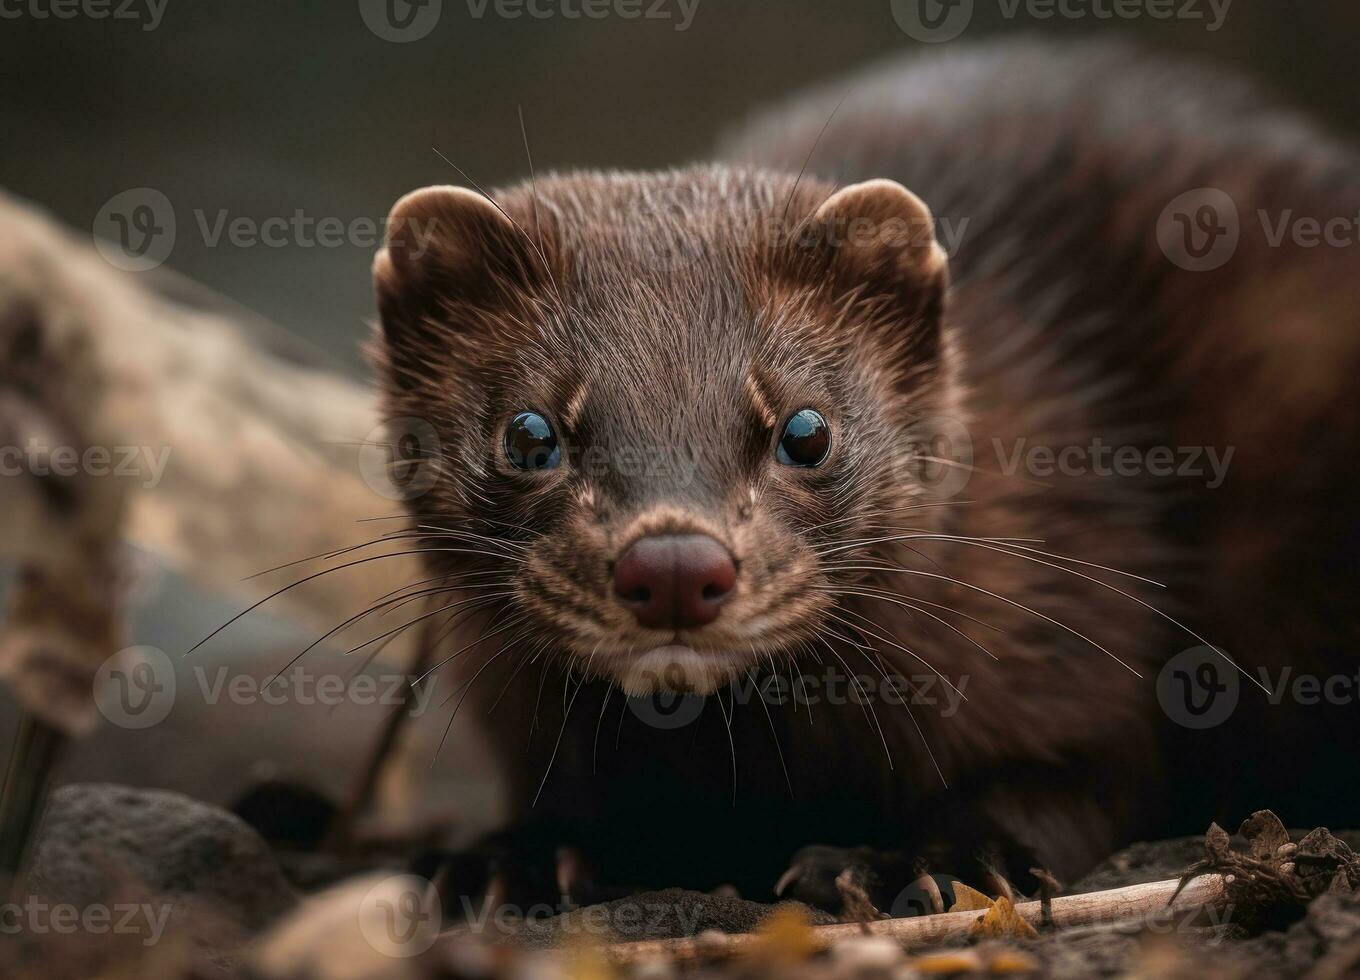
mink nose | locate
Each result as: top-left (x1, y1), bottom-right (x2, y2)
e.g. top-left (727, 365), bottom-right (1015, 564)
top-left (612, 534), bottom-right (737, 630)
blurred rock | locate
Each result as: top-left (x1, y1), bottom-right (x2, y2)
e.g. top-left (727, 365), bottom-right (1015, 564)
top-left (23, 782), bottom-right (296, 971)
top-left (253, 873), bottom-right (441, 980)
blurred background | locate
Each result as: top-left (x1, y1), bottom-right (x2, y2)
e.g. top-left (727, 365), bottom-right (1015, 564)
top-left (1, 0), bottom-right (1357, 837)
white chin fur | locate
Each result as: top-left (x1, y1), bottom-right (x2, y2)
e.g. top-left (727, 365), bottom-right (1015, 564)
top-left (618, 645), bottom-right (734, 697)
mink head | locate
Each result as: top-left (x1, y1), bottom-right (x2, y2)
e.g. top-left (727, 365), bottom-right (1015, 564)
top-left (370, 166), bottom-right (954, 695)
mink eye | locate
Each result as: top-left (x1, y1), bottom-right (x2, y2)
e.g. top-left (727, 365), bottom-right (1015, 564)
top-left (776, 409), bottom-right (831, 467)
top-left (505, 412), bottom-right (561, 471)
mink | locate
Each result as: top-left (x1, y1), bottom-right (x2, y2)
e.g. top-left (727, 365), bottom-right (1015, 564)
top-left (369, 39), bottom-right (1360, 913)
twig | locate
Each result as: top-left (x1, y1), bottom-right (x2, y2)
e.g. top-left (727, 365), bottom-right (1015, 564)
top-left (325, 616), bottom-right (439, 853)
top-left (603, 874), bottom-right (1229, 965)
top-left (0, 712), bottom-right (64, 892)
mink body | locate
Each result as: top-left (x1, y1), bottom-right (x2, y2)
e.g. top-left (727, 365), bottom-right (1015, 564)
top-left (372, 41), bottom-right (1360, 910)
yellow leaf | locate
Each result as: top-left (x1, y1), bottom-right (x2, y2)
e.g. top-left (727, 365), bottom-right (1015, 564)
top-left (948, 882), bottom-right (996, 913)
top-left (988, 949), bottom-right (1041, 973)
top-left (562, 936), bottom-right (616, 980)
top-left (913, 950), bottom-right (985, 973)
top-left (749, 905), bottom-right (820, 963)
top-left (970, 897), bottom-right (1039, 941)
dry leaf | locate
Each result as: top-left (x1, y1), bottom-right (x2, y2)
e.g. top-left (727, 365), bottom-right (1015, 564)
top-left (749, 905), bottom-right (820, 964)
top-left (971, 897), bottom-right (1039, 941)
top-left (949, 882), bottom-right (997, 913)
top-left (563, 940), bottom-right (616, 980)
top-left (988, 949), bottom-right (1041, 973)
top-left (914, 950), bottom-right (985, 973)
top-left (1205, 823), bottom-right (1233, 861)
top-left (1240, 810), bottom-right (1290, 861)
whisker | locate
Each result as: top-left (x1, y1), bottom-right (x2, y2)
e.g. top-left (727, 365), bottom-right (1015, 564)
top-left (801, 500), bottom-right (978, 538)
top-left (415, 614), bottom-right (526, 686)
top-left (816, 630), bottom-right (895, 770)
top-left (188, 548), bottom-right (518, 656)
top-left (434, 636), bottom-right (521, 765)
top-left (486, 634), bottom-right (553, 715)
top-left (750, 667), bottom-right (793, 799)
top-left (531, 667), bottom-right (586, 807)
top-left (263, 586), bottom-right (499, 685)
top-left (823, 608), bottom-right (969, 701)
top-left (834, 563), bottom-right (1143, 678)
top-left (834, 531), bottom-right (1259, 689)
top-left (823, 588), bottom-right (1000, 661)
top-left (830, 621), bottom-right (950, 788)
top-left (517, 105), bottom-right (544, 264)
top-left (430, 146), bottom-right (568, 314)
top-left (592, 680), bottom-right (616, 774)
top-left (949, 539), bottom-right (1263, 690)
top-left (348, 593), bottom-right (515, 658)
top-left (715, 680), bottom-right (738, 805)
top-left (778, 90), bottom-right (849, 227)
top-left (379, 576), bottom-right (510, 617)
top-left (853, 531), bottom-right (1165, 588)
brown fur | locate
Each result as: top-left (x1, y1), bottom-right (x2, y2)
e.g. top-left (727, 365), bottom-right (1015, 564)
top-left (369, 40), bottom-right (1360, 903)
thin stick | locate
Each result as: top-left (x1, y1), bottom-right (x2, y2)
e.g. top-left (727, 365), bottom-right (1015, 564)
top-left (0, 713), bottom-right (64, 893)
top-left (324, 616), bottom-right (440, 853)
top-left (602, 874), bottom-right (1229, 965)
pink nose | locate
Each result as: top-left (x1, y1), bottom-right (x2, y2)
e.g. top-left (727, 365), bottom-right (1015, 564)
top-left (613, 534), bottom-right (737, 630)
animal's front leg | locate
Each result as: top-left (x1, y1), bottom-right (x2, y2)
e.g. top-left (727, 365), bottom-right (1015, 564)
top-left (775, 834), bottom-right (1039, 917)
top-left (774, 782), bottom-right (1125, 917)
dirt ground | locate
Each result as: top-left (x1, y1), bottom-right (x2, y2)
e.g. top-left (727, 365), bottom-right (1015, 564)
top-left (7, 776), bottom-right (1360, 978)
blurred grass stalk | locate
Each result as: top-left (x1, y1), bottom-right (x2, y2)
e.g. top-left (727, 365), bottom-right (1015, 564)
top-left (0, 711), bottom-right (63, 891)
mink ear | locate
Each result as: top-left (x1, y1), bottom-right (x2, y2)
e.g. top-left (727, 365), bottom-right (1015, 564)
top-left (802, 178), bottom-right (949, 319)
top-left (372, 185), bottom-right (539, 354)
